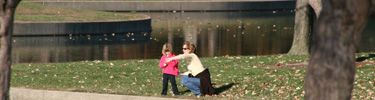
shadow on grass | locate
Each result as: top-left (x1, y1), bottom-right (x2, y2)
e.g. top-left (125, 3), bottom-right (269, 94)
top-left (179, 89), bottom-right (191, 95)
top-left (214, 83), bottom-right (236, 94)
top-left (356, 54), bottom-right (375, 62)
top-left (179, 83), bottom-right (237, 95)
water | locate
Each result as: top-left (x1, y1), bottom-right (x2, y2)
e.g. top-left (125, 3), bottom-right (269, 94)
top-left (11, 11), bottom-right (375, 63)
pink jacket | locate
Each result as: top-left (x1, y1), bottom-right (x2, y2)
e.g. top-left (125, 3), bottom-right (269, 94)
top-left (159, 54), bottom-right (179, 76)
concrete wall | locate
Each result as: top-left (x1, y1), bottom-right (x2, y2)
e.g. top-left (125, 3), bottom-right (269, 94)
top-left (27, 0), bottom-right (296, 12)
top-left (13, 18), bottom-right (151, 36)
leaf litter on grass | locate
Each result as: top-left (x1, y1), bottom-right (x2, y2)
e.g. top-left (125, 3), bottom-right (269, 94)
top-left (11, 53), bottom-right (375, 99)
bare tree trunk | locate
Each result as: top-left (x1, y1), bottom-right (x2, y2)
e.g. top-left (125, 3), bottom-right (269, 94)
top-left (305, 0), bottom-right (370, 100)
top-left (309, 0), bottom-right (322, 17)
top-left (287, 0), bottom-right (313, 55)
top-left (0, 0), bottom-right (21, 99)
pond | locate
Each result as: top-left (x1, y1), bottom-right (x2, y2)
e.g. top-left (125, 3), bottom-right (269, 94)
top-left (11, 11), bottom-right (375, 63)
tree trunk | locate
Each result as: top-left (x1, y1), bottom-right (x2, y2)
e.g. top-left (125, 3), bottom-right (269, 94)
top-left (309, 0), bottom-right (322, 17)
top-left (287, 0), bottom-right (313, 55)
top-left (0, 0), bottom-right (21, 99)
top-left (305, 0), bottom-right (370, 100)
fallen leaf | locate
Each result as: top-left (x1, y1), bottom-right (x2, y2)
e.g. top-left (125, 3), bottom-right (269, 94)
top-left (275, 60), bottom-right (281, 66)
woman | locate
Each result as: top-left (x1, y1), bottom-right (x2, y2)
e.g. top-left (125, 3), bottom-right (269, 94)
top-left (166, 41), bottom-right (215, 96)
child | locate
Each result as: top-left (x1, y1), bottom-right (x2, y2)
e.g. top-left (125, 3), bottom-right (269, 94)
top-left (159, 43), bottom-right (180, 95)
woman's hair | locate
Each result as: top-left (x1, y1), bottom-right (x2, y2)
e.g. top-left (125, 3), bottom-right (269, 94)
top-left (162, 43), bottom-right (173, 55)
top-left (183, 41), bottom-right (196, 53)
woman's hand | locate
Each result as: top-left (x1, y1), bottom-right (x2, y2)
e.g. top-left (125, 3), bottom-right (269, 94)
top-left (163, 63), bottom-right (167, 67)
top-left (165, 58), bottom-right (171, 63)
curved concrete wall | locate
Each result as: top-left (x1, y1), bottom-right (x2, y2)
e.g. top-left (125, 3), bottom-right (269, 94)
top-left (13, 18), bottom-right (151, 36)
top-left (26, 0), bottom-right (296, 12)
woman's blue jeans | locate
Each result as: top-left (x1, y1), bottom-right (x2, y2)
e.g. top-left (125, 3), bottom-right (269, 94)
top-left (181, 75), bottom-right (201, 95)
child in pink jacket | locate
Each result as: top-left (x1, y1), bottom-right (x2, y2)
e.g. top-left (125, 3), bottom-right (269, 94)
top-left (159, 43), bottom-right (180, 95)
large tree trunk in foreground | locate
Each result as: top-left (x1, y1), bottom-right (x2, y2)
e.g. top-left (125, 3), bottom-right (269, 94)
top-left (288, 0), bottom-right (313, 55)
top-left (0, 0), bottom-right (21, 99)
top-left (305, 0), bottom-right (370, 100)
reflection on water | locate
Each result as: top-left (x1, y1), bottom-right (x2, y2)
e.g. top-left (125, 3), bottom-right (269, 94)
top-left (12, 32), bottom-right (151, 63)
top-left (13, 11), bottom-right (375, 63)
top-left (146, 11), bottom-right (295, 58)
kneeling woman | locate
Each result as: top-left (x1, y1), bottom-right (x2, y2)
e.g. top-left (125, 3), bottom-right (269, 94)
top-left (166, 41), bottom-right (215, 96)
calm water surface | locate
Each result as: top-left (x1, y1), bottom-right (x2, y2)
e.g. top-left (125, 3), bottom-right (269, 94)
top-left (11, 11), bottom-right (375, 63)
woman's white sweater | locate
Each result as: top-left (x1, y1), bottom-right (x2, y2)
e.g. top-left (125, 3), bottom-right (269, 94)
top-left (168, 53), bottom-right (205, 76)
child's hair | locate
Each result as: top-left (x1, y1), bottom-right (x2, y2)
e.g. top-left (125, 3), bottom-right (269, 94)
top-left (162, 43), bottom-right (173, 55)
top-left (183, 41), bottom-right (196, 53)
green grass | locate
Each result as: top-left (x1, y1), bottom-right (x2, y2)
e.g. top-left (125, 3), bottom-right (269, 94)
top-left (11, 53), bottom-right (375, 99)
top-left (23, 0), bottom-right (277, 1)
top-left (14, 2), bottom-right (149, 22)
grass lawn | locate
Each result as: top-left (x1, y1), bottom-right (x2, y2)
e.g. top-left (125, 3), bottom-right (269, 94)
top-left (11, 53), bottom-right (375, 99)
top-left (23, 0), bottom-right (282, 1)
top-left (15, 2), bottom-right (148, 22)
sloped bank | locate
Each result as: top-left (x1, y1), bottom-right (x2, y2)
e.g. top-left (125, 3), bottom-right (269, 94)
top-left (13, 18), bottom-right (151, 36)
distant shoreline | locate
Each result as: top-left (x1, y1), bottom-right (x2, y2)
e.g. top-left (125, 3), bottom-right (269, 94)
top-left (15, 0), bottom-right (295, 36)
top-left (26, 0), bottom-right (296, 12)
